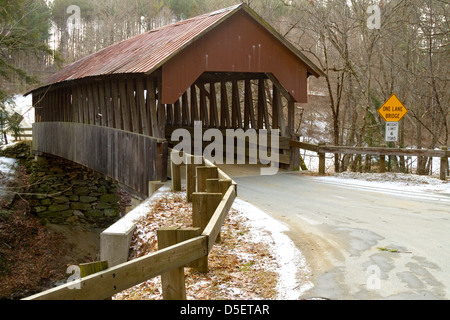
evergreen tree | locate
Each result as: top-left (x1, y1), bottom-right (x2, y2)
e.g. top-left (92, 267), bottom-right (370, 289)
top-left (0, 0), bottom-right (56, 142)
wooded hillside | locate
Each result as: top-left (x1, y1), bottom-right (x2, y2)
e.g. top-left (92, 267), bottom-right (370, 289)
top-left (1, 0), bottom-right (448, 174)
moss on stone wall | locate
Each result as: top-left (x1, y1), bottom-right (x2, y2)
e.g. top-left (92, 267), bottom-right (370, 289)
top-left (0, 142), bottom-right (123, 227)
top-left (26, 155), bottom-right (121, 227)
top-left (0, 141), bottom-right (31, 159)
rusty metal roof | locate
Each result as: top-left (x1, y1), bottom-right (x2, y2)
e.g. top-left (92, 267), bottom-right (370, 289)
top-left (31, 3), bottom-right (323, 93)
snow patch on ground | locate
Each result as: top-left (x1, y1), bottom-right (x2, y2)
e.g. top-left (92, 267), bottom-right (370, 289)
top-left (317, 172), bottom-right (450, 195)
top-left (0, 156), bottom-right (18, 175)
top-left (0, 157), bottom-right (19, 204)
top-left (301, 148), bottom-right (445, 176)
top-left (232, 198), bottom-right (313, 300)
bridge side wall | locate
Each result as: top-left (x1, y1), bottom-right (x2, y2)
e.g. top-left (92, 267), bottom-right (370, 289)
top-left (32, 122), bottom-right (168, 197)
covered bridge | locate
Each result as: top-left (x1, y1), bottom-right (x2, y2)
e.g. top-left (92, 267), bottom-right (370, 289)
top-left (27, 3), bottom-right (323, 197)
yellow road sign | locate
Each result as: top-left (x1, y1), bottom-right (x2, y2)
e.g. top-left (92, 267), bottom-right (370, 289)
top-left (378, 94), bottom-right (408, 122)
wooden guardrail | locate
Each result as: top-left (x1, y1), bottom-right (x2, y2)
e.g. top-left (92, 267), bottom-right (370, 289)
top-left (290, 140), bottom-right (449, 180)
top-left (24, 152), bottom-right (236, 300)
top-left (16, 127), bottom-right (33, 140)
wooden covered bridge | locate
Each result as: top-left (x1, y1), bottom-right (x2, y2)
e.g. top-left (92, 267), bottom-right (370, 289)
top-left (27, 4), bottom-right (323, 197)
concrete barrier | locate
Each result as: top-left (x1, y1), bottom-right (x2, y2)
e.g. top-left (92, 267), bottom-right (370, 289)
top-left (100, 184), bottom-right (170, 267)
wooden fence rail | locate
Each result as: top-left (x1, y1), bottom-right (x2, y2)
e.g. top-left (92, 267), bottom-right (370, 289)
top-left (23, 236), bottom-right (208, 300)
top-left (16, 127), bottom-right (33, 140)
top-left (24, 152), bottom-right (236, 300)
top-left (290, 140), bottom-right (449, 180)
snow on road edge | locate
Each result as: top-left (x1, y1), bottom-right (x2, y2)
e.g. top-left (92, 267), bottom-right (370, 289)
top-left (232, 198), bottom-right (313, 300)
top-left (315, 172), bottom-right (450, 195)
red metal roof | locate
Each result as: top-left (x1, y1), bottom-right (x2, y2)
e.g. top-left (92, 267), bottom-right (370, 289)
top-left (43, 5), bottom-right (241, 86)
top-left (34, 4), bottom-right (323, 93)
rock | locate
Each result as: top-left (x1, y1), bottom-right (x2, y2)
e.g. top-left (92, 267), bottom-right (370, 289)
top-left (71, 180), bottom-right (89, 186)
top-left (54, 196), bottom-right (70, 203)
top-left (65, 216), bottom-right (79, 224)
top-left (94, 202), bottom-right (111, 210)
top-left (104, 208), bottom-right (120, 217)
top-left (31, 206), bottom-right (48, 214)
top-left (99, 194), bottom-right (119, 203)
top-left (25, 153), bottom-right (124, 227)
top-left (27, 199), bottom-right (40, 207)
top-left (48, 204), bottom-right (70, 212)
top-left (89, 192), bottom-right (103, 197)
top-left (70, 202), bottom-right (92, 211)
top-left (39, 184), bottom-right (53, 192)
top-left (85, 210), bottom-right (102, 217)
top-left (40, 198), bottom-right (52, 206)
top-left (79, 196), bottom-right (97, 203)
top-left (60, 210), bottom-right (74, 218)
top-left (73, 210), bottom-right (84, 217)
top-left (73, 187), bottom-right (90, 196)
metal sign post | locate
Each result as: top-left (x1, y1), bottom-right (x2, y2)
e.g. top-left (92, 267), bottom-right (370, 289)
top-left (378, 94), bottom-right (407, 143)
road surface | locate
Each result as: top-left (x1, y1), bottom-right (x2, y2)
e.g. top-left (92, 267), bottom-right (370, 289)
top-left (221, 165), bottom-right (450, 300)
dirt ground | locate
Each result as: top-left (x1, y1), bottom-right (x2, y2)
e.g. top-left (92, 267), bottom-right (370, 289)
top-left (0, 199), bottom-right (106, 300)
top-left (0, 156), bottom-right (127, 299)
top-left (46, 224), bottom-right (104, 263)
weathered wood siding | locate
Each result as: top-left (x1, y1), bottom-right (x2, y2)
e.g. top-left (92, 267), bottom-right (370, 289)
top-left (32, 122), bottom-right (168, 197)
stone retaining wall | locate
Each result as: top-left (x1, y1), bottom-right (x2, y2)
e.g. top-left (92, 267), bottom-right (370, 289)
top-left (27, 155), bottom-right (121, 227)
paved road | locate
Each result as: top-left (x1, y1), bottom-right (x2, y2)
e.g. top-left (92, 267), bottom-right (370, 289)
top-left (225, 168), bottom-right (450, 300)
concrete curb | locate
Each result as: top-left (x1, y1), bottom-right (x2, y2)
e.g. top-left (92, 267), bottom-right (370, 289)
top-left (100, 184), bottom-right (170, 267)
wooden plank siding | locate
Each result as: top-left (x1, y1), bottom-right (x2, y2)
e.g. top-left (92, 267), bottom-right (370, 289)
top-left (165, 125), bottom-right (291, 165)
top-left (35, 76), bottom-right (164, 134)
top-left (33, 73), bottom-right (297, 171)
top-left (32, 122), bottom-right (167, 197)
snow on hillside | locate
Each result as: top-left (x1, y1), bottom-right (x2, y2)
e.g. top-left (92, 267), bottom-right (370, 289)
top-left (1, 95), bottom-right (34, 144)
top-left (5, 95), bottom-right (34, 127)
top-left (315, 172), bottom-right (450, 207)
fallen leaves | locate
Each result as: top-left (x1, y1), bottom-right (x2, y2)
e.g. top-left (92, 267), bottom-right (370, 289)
top-left (0, 197), bottom-right (71, 299)
top-left (114, 190), bottom-right (278, 300)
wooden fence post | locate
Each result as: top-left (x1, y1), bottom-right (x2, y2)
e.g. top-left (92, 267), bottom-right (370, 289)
top-left (186, 155), bottom-right (203, 202)
top-left (79, 261), bottom-right (109, 278)
top-left (186, 154), bottom-right (196, 202)
top-left (157, 227), bottom-right (187, 300)
top-left (79, 261), bottom-right (110, 299)
top-left (440, 147), bottom-right (448, 181)
top-left (218, 179), bottom-right (232, 196)
top-left (206, 178), bottom-right (220, 193)
top-left (318, 142), bottom-right (326, 175)
top-left (177, 227), bottom-right (202, 269)
top-left (191, 192), bottom-right (223, 272)
top-left (171, 152), bottom-right (182, 191)
top-left (196, 166), bottom-right (218, 192)
top-left (379, 155), bottom-right (386, 173)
